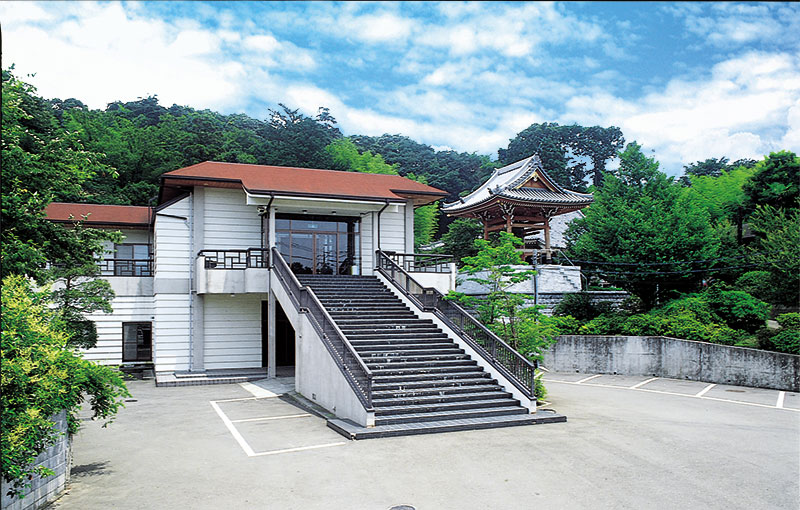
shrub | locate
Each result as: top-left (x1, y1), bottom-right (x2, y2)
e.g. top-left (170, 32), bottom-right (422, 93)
top-left (622, 314), bottom-right (666, 336)
top-left (705, 287), bottom-right (771, 333)
top-left (579, 314), bottom-right (628, 335)
top-left (770, 313), bottom-right (800, 355)
top-left (735, 271), bottom-right (773, 303)
top-left (553, 292), bottom-right (613, 321)
top-left (1, 276), bottom-right (130, 497)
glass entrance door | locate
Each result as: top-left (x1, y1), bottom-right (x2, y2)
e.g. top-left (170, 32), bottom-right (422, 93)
top-left (275, 214), bottom-right (361, 275)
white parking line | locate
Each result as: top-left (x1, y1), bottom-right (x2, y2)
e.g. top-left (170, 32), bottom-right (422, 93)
top-left (542, 378), bottom-right (799, 413)
top-left (249, 442), bottom-right (347, 457)
top-left (630, 377), bottom-right (659, 389)
top-left (210, 400), bottom-right (256, 456)
top-left (695, 383), bottom-right (716, 397)
top-left (575, 374), bottom-right (603, 384)
top-left (231, 413), bottom-right (311, 424)
top-left (776, 391), bottom-right (786, 409)
top-left (210, 400), bottom-right (347, 457)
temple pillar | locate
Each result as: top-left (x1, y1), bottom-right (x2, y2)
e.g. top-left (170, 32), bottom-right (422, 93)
top-left (543, 219), bottom-right (552, 263)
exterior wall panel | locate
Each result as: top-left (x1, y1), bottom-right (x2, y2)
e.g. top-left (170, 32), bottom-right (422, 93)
top-left (203, 294), bottom-right (264, 370)
top-left (203, 188), bottom-right (261, 250)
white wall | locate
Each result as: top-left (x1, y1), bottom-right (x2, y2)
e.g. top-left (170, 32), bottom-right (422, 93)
top-left (153, 294), bottom-right (191, 372)
top-left (153, 197), bottom-right (192, 372)
top-left (82, 295), bottom-right (154, 365)
top-left (379, 205), bottom-right (406, 253)
top-left (203, 294), bottom-right (264, 370)
top-left (202, 188), bottom-right (261, 250)
top-left (154, 197), bottom-right (192, 278)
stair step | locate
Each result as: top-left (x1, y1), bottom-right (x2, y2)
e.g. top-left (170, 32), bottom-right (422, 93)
top-left (371, 366), bottom-right (485, 378)
top-left (365, 360), bottom-right (477, 370)
top-left (362, 353), bottom-right (469, 363)
top-left (375, 405), bottom-right (529, 425)
top-left (373, 390), bottom-right (511, 407)
top-left (371, 383), bottom-right (500, 399)
top-left (328, 413), bottom-right (564, 439)
top-left (372, 376), bottom-right (495, 391)
top-left (373, 397), bottom-right (519, 416)
top-left (373, 370), bottom-right (490, 383)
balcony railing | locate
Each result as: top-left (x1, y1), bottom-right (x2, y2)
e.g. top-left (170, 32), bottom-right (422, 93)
top-left (99, 258), bottom-right (153, 277)
top-left (376, 250), bottom-right (536, 400)
top-left (198, 248), bottom-right (270, 269)
top-left (384, 252), bottom-right (453, 273)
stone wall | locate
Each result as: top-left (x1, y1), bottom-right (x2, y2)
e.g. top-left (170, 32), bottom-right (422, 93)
top-left (543, 335), bottom-right (800, 392)
top-left (1, 411), bottom-right (71, 510)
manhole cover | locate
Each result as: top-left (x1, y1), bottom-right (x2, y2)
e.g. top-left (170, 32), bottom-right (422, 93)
top-left (389, 506), bottom-right (416, 510)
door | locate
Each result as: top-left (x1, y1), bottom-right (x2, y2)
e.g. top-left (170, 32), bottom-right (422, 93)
top-left (122, 322), bottom-right (152, 362)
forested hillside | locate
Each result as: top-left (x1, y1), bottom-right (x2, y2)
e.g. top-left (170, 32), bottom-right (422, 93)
top-left (2, 68), bottom-right (633, 209)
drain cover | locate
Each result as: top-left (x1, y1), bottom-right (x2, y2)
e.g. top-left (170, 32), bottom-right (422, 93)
top-left (389, 506), bottom-right (416, 510)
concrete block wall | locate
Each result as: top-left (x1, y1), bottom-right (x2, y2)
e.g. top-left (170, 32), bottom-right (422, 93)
top-left (543, 335), bottom-right (800, 392)
top-left (1, 411), bottom-right (71, 510)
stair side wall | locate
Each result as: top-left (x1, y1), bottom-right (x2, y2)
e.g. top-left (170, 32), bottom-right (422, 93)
top-left (270, 276), bottom-right (373, 427)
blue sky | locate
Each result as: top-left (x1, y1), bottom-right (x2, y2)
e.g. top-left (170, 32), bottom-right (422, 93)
top-left (2, 1), bottom-right (798, 175)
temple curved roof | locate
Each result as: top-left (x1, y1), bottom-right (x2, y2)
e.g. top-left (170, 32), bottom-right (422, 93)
top-left (441, 154), bottom-right (592, 215)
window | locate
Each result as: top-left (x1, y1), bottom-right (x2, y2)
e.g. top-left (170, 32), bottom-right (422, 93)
top-left (113, 243), bottom-right (152, 276)
top-left (122, 322), bottom-right (152, 362)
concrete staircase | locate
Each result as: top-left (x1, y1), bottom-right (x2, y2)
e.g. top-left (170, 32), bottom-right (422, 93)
top-left (297, 275), bottom-right (564, 439)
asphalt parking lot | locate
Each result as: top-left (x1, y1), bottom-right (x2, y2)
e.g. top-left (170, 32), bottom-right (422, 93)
top-left (52, 374), bottom-right (799, 510)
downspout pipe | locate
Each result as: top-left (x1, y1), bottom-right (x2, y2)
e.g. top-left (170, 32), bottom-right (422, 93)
top-left (260, 194), bottom-right (275, 252)
top-left (376, 200), bottom-right (390, 252)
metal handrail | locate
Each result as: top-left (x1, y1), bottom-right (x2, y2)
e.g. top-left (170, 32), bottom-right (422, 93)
top-left (198, 248), bottom-right (269, 269)
top-left (384, 251), bottom-right (453, 273)
top-left (376, 250), bottom-right (536, 399)
top-left (271, 247), bottom-right (373, 410)
top-left (99, 258), bottom-right (153, 277)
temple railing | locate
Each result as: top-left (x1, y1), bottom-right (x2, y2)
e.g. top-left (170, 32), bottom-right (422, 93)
top-left (198, 248), bottom-right (269, 269)
top-left (271, 247), bottom-right (373, 410)
top-left (384, 251), bottom-right (453, 273)
top-left (376, 250), bottom-right (536, 399)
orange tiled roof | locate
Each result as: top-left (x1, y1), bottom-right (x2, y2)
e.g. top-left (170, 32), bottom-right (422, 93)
top-left (45, 203), bottom-right (153, 227)
top-left (161, 161), bottom-right (447, 205)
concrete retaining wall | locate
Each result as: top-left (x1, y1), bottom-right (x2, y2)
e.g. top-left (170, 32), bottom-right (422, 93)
top-left (543, 335), bottom-right (800, 392)
top-left (1, 411), bottom-right (71, 510)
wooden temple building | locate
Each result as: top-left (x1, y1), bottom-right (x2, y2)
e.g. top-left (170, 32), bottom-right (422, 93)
top-left (441, 154), bottom-right (593, 263)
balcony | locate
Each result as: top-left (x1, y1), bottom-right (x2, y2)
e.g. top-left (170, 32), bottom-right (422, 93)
top-left (196, 248), bottom-right (270, 294)
top-left (99, 258), bottom-right (153, 277)
top-left (97, 258), bottom-right (154, 296)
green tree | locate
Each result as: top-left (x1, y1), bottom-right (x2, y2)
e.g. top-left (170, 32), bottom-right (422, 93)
top-left (743, 151), bottom-right (800, 211)
top-left (498, 123), bottom-right (625, 190)
top-left (2, 69), bottom-right (119, 349)
top-left (260, 104), bottom-right (341, 169)
top-left (325, 138), bottom-right (440, 247)
top-left (457, 232), bottom-right (535, 346)
top-left (439, 218), bottom-right (484, 265)
top-left (566, 143), bottom-right (721, 309)
top-left (2, 275), bottom-right (129, 497)
top-left (747, 204), bottom-right (800, 307)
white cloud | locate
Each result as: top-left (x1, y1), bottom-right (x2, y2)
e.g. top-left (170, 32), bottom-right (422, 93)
top-left (561, 52), bottom-right (800, 173)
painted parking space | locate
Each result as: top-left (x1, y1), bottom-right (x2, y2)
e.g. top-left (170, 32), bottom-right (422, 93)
top-left (781, 391), bottom-right (800, 410)
top-left (543, 371), bottom-right (799, 412)
top-left (703, 384), bottom-right (789, 407)
top-left (210, 384), bottom-right (347, 457)
top-left (579, 374), bottom-right (656, 388)
top-left (635, 378), bottom-right (711, 395)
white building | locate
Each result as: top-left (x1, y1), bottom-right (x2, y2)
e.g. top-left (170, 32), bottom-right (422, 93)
top-left (46, 161), bottom-right (560, 436)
